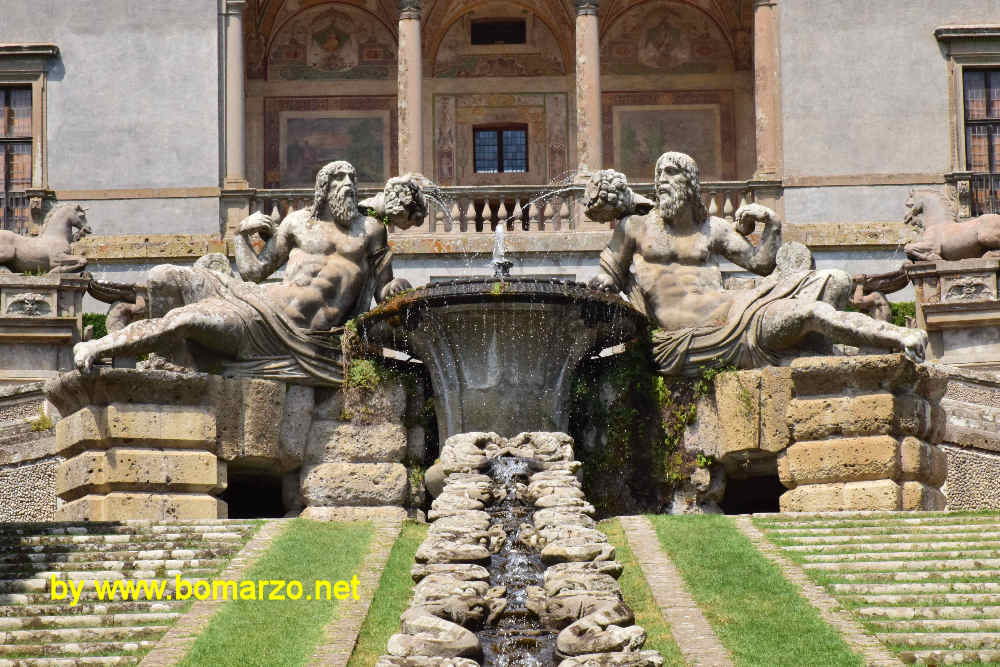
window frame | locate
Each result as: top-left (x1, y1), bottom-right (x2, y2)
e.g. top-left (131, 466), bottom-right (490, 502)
top-left (473, 123), bottom-right (529, 174)
top-left (470, 18), bottom-right (528, 46)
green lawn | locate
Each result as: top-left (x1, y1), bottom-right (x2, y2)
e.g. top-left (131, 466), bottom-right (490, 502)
top-left (179, 519), bottom-right (374, 667)
top-left (599, 518), bottom-right (686, 666)
top-left (648, 514), bottom-right (864, 667)
top-left (347, 520), bottom-right (428, 666)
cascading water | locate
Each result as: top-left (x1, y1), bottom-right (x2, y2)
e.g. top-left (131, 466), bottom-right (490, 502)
top-left (479, 456), bottom-right (556, 666)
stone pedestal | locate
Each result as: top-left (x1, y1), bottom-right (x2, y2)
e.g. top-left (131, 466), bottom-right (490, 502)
top-left (907, 259), bottom-right (1000, 369)
top-left (0, 274), bottom-right (88, 385)
top-left (46, 370), bottom-right (227, 521)
top-left (686, 354), bottom-right (948, 512)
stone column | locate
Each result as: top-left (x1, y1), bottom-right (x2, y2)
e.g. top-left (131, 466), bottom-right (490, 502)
top-left (574, 0), bottom-right (602, 178)
top-left (398, 0), bottom-right (423, 175)
top-left (223, 0), bottom-right (248, 188)
top-left (753, 0), bottom-right (782, 179)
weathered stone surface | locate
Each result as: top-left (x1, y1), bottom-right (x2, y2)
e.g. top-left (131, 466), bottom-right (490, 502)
top-left (542, 539), bottom-right (615, 564)
top-left (530, 590), bottom-right (626, 631)
top-left (411, 576), bottom-right (491, 626)
top-left (414, 537), bottom-right (491, 564)
top-left (45, 369), bottom-right (219, 417)
top-left (507, 432), bottom-right (575, 462)
top-left (279, 384), bottom-right (314, 466)
top-left (56, 403), bottom-right (216, 457)
top-left (760, 365), bottom-right (794, 452)
top-left (55, 492), bottom-right (226, 521)
top-left (899, 436), bottom-right (948, 486)
top-left (411, 563), bottom-right (490, 582)
top-left (428, 511), bottom-right (491, 534)
top-left (547, 561), bottom-right (624, 580)
top-left (545, 571), bottom-right (620, 598)
top-left (377, 657), bottom-right (479, 667)
top-left (789, 354), bottom-right (947, 402)
top-left (787, 393), bottom-right (931, 441)
top-left (557, 617), bottom-right (646, 656)
top-left (558, 650), bottom-right (664, 666)
top-left (940, 444), bottom-right (1000, 510)
top-left (715, 370), bottom-right (761, 456)
top-left (780, 436), bottom-right (900, 486)
top-left (225, 378), bottom-right (284, 465)
top-left (56, 447), bottom-right (225, 499)
top-left (388, 609), bottom-right (481, 659)
top-left (300, 462), bottom-right (408, 507)
top-left (306, 420), bottom-right (407, 464)
top-left (902, 481), bottom-right (947, 511)
top-left (534, 509), bottom-right (597, 530)
top-left (780, 479), bottom-right (903, 512)
top-left (535, 494), bottom-right (596, 512)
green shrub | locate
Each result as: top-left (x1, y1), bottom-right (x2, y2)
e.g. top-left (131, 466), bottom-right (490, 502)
top-left (82, 312), bottom-right (108, 339)
top-left (890, 301), bottom-right (915, 327)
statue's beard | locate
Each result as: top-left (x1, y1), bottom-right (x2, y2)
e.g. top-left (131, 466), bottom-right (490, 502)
top-left (326, 188), bottom-right (358, 223)
top-left (657, 185), bottom-right (688, 220)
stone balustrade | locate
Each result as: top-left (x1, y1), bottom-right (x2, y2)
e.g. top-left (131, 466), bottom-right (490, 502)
top-left (253, 180), bottom-right (764, 235)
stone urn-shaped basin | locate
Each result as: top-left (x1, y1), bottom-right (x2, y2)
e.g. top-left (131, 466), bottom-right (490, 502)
top-left (358, 277), bottom-right (645, 440)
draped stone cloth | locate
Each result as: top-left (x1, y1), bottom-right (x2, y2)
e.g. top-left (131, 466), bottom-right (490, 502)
top-left (155, 246), bottom-right (392, 386)
top-left (599, 246), bottom-right (838, 377)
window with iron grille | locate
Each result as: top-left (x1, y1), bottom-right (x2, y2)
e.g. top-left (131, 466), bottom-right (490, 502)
top-left (0, 87), bottom-right (31, 233)
top-left (965, 70), bottom-right (1000, 215)
top-left (473, 125), bottom-right (528, 174)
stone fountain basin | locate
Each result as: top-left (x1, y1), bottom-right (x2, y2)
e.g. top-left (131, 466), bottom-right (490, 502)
top-left (358, 277), bottom-right (646, 441)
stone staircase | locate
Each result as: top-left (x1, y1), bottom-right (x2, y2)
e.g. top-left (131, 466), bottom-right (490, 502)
top-left (0, 519), bottom-right (259, 667)
top-left (756, 511), bottom-right (1000, 665)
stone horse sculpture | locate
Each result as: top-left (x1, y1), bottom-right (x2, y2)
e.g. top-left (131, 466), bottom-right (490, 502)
top-left (0, 203), bottom-right (91, 274)
top-left (903, 188), bottom-right (1000, 261)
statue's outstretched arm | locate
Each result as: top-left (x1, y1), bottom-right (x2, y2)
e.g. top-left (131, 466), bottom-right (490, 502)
top-left (234, 213), bottom-right (293, 282)
top-left (368, 220), bottom-right (411, 302)
top-left (590, 217), bottom-right (636, 293)
top-left (714, 203), bottom-right (782, 276)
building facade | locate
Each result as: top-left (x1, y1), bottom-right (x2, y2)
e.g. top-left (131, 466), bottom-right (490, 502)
top-left (3, 0), bottom-right (1000, 299)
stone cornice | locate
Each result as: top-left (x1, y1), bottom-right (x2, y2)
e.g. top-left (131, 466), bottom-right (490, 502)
top-left (223, 0), bottom-right (247, 16)
top-left (935, 26), bottom-right (1000, 41)
top-left (0, 44), bottom-right (59, 59)
top-left (574, 0), bottom-right (599, 16)
top-left (399, 0), bottom-right (421, 20)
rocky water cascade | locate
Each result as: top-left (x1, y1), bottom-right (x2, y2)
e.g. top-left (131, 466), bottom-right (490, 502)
top-left (378, 432), bottom-right (663, 666)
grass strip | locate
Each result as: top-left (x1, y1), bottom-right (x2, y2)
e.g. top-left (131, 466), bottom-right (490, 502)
top-left (599, 518), bottom-right (686, 666)
top-left (648, 514), bottom-right (864, 667)
top-left (347, 520), bottom-right (428, 667)
top-left (178, 519), bottom-right (374, 667)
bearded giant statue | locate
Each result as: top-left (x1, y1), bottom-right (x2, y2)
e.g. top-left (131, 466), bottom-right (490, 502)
top-left (587, 152), bottom-right (927, 375)
top-left (73, 161), bottom-right (426, 384)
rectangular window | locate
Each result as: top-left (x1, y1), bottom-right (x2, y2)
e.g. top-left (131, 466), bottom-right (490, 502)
top-left (965, 70), bottom-right (1000, 215)
top-left (0, 87), bottom-right (32, 233)
top-left (473, 125), bottom-right (528, 174)
top-left (470, 20), bottom-right (527, 46)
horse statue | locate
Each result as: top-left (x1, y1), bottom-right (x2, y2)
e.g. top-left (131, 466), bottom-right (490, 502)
top-left (903, 188), bottom-right (1000, 261)
top-left (0, 203), bottom-right (91, 274)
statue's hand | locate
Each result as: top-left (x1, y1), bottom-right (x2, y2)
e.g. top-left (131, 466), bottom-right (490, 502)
top-left (734, 203), bottom-right (778, 235)
top-left (238, 212), bottom-right (274, 239)
top-left (379, 277), bottom-right (412, 302)
top-left (585, 169), bottom-right (638, 222)
top-left (589, 273), bottom-right (618, 294)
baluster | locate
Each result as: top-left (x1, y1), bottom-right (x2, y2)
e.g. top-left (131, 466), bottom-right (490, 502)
top-left (512, 201), bottom-right (523, 232)
top-left (559, 199), bottom-right (571, 231)
top-left (738, 193), bottom-right (749, 214)
top-left (497, 201), bottom-right (508, 231)
top-left (542, 201), bottom-right (555, 232)
top-left (707, 193), bottom-right (719, 218)
top-left (448, 202), bottom-right (459, 233)
top-left (723, 194), bottom-right (734, 221)
top-left (431, 201), bottom-right (443, 233)
top-left (464, 200), bottom-right (476, 233)
top-left (482, 201), bottom-right (493, 232)
top-left (529, 201), bottom-right (542, 231)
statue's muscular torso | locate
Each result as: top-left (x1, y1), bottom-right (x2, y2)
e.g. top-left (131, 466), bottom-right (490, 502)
top-left (627, 213), bottom-right (734, 330)
top-left (263, 210), bottom-right (378, 330)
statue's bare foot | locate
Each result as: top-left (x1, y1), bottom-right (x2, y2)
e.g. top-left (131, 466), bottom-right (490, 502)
top-left (73, 340), bottom-right (101, 374)
top-left (900, 328), bottom-right (928, 364)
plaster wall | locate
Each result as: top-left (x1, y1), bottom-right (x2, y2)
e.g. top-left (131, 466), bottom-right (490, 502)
top-left (4, 0), bottom-right (221, 191)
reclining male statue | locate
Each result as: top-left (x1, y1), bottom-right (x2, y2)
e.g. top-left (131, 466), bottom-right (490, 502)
top-left (586, 152), bottom-right (927, 375)
top-left (72, 161), bottom-right (425, 384)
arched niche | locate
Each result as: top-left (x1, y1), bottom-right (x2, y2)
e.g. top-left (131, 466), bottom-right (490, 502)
top-left (266, 2), bottom-right (398, 81)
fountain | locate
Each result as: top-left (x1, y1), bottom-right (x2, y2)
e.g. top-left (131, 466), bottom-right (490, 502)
top-left (358, 223), bottom-right (645, 442)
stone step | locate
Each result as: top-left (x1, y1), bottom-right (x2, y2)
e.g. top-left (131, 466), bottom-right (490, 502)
top-left (1, 568), bottom-right (219, 583)
top-left (0, 601), bottom-right (184, 617)
top-left (832, 582), bottom-right (1000, 594)
top-left (824, 569), bottom-right (1000, 583)
top-left (870, 618), bottom-right (1000, 632)
top-left (0, 548), bottom-right (235, 564)
top-left (0, 558), bottom-right (225, 576)
top-left (769, 530), bottom-right (1000, 545)
top-left (877, 631), bottom-right (1000, 649)
top-left (757, 514), bottom-right (1000, 528)
top-left (0, 519), bottom-right (258, 532)
top-left (0, 625), bottom-right (167, 645)
top-left (0, 532), bottom-right (250, 548)
top-left (0, 612), bottom-right (180, 631)
top-left (0, 640), bottom-right (156, 657)
top-left (800, 549), bottom-right (1000, 563)
top-left (802, 558), bottom-right (1000, 572)
top-left (856, 605), bottom-right (1000, 620)
top-left (0, 524), bottom-right (257, 540)
top-left (843, 593), bottom-right (1000, 605)
top-left (0, 657), bottom-right (139, 667)
top-left (0, 539), bottom-right (244, 555)
top-left (782, 538), bottom-right (1000, 552)
top-left (765, 523), bottom-right (1000, 536)
top-left (898, 649), bottom-right (1000, 665)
